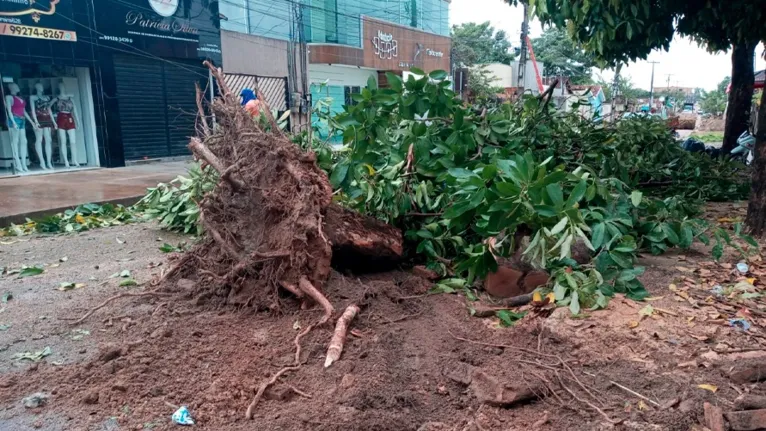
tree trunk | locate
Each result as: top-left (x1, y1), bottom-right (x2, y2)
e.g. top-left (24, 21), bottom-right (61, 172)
top-left (745, 85), bottom-right (766, 236)
top-left (722, 41), bottom-right (756, 153)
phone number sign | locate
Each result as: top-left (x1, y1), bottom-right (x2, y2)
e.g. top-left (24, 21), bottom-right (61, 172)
top-left (0, 23), bottom-right (76, 42)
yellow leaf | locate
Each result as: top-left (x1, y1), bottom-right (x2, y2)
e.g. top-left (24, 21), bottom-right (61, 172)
top-left (533, 291), bottom-right (542, 303)
top-left (645, 296), bottom-right (664, 301)
top-left (628, 321), bottom-right (639, 328)
top-left (747, 278), bottom-right (756, 285)
top-left (545, 292), bottom-right (556, 303)
top-left (637, 400), bottom-right (648, 411)
top-left (697, 384), bottom-right (718, 393)
top-left (718, 217), bottom-right (736, 223)
top-left (363, 164), bottom-right (375, 175)
top-left (75, 214), bottom-right (86, 224)
top-left (668, 284), bottom-right (678, 291)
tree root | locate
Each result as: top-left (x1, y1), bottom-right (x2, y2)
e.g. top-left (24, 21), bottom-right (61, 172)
top-left (325, 304), bottom-right (360, 368)
top-left (298, 276), bottom-right (334, 324)
top-left (246, 275), bottom-right (336, 420)
top-left (72, 292), bottom-right (170, 325)
top-left (245, 365), bottom-right (300, 419)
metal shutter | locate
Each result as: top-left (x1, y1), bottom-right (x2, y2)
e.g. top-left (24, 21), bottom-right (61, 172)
top-left (114, 55), bottom-right (207, 160)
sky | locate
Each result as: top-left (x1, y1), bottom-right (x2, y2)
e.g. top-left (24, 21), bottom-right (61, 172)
top-left (450, 0), bottom-right (766, 91)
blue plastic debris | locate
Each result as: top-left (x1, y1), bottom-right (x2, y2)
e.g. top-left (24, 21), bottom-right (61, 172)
top-left (711, 285), bottom-right (724, 297)
top-left (737, 262), bottom-right (750, 274)
top-left (729, 318), bottom-right (751, 332)
top-left (172, 406), bottom-right (194, 426)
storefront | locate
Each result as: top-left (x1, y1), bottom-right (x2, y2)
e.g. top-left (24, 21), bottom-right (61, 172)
top-left (0, 0), bottom-right (222, 178)
top-left (93, 0), bottom-right (222, 165)
top-left (308, 16), bottom-right (451, 139)
top-left (0, 0), bottom-right (103, 177)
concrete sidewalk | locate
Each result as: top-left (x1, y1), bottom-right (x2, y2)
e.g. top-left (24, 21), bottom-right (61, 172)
top-left (0, 161), bottom-right (189, 226)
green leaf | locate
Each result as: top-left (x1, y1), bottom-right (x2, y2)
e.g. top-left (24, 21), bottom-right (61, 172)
top-left (661, 224), bottom-right (679, 245)
top-left (550, 217), bottom-right (569, 235)
top-left (429, 70), bottom-right (448, 80)
top-left (120, 269), bottom-right (131, 278)
top-left (569, 290), bottom-right (581, 315)
top-left (553, 283), bottom-right (567, 300)
top-left (448, 168), bottom-right (476, 179)
top-left (496, 310), bottom-right (527, 327)
top-left (546, 184), bottom-right (564, 208)
top-left (19, 266), bottom-right (44, 278)
top-left (119, 279), bottom-right (138, 287)
top-left (630, 191), bottom-right (643, 207)
top-left (1, 292), bottom-right (12, 304)
top-left (679, 226), bottom-right (694, 249)
top-left (330, 162), bottom-right (350, 188)
top-left (591, 223), bottom-right (606, 250)
top-left (609, 251), bottom-right (633, 269)
top-left (386, 72), bottom-right (403, 92)
top-left (712, 243), bottom-right (724, 261)
top-left (566, 180), bottom-right (587, 207)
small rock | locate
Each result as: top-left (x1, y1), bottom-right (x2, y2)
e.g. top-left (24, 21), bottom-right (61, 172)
top-left (725, 409), bottom-right (766, 431)
top-left (82, 391), bottom-right (99, 405)
top-left (730, 363), bottom-right (766, 384)
top-left (412, 265), bottom-right (439, 281)
top-left (78, 349), bottom-right (87, 354)
top-left (98, 344), bottom-right (122, 363)
top-left (150, 327), bottom-right (173, 339)
top-left (177, 279), bottom-right (196, 291)
top-left (111, 382), bottom-right (127, 392)
top-left (22, 392), bottom-right (50, 408)
top-left (679, 399), bottom-right (697, 413)
top-left (149, 386), bottom-right (164, 397)
top-left (713, 343), bottom-right (729, 353)
top-left (443, 362), bottom-right (474, 386)
top-left (32, 420), bottom-right (42, 429)
top-left (700, 350), bottom-right (720, 361)
top-left (436, 385), bottom-right (448, 395)
top-left (660, 398), bottom-right (680, 410)
top-left (469, 369), bottom-right (544, 406)
top-left (703, 402), bottom-right (725, 431)
top-left (678, 360), bottom-right (698, 368)
top-left (734, 394), bottom-right (766, 411)
top-left (340, 374), bottom-right (355, 389)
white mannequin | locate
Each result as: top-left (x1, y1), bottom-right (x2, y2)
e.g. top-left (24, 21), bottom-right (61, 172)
top-left (54, 81), bottom-right (80, 167)
top-left (4, 83), bottom-right (37, 173)
top-left (30, 82), bottom-right (56, 170)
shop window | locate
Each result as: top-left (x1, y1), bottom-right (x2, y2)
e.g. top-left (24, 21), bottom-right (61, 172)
top-left (344, 86), bottom-right (361, 106)
top-left (0, 64), bottom-right (99, 177)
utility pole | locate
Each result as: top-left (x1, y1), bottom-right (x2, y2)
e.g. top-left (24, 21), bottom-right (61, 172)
top-left (665, 74), bottom-right (673, 90)
top-left (516, 2), bottom-right (529, 91)
top-left (648, 61), bottom-right (659, 107)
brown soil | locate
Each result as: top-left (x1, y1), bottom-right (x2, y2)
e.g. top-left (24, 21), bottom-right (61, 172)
top-left (1, 204), bottom-right (766, 430)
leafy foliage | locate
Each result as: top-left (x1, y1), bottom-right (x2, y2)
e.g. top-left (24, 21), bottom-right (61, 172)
top-left (136, 162), bottom-right (217, 235)
top-left (0, 203), bottom-right (138, 237)
top-left (700, 89), bottom-right (728, 116)
top-left (531, 27), bottom-right (597, 84)
top-left (451, 22), bottom-right (514, 67)
top-left (322, 70), bottom-right (752, 312)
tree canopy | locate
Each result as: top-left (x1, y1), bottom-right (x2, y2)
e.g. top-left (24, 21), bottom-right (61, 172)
top-left (509, 0), bottom-right (766, 65)
top-left (531, 27), bottom-right (597, 84)
top-left (451, 21), bottom-right (515, 67)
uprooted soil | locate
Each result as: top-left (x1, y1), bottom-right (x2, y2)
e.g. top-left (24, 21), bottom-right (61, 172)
top-left (1, 204), bottom-right (766, 431)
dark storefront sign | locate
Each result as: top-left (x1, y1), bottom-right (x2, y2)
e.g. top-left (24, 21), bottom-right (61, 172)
top-left (0, 0), bottom-right (78, 42)
top-left (93, 0), bottom-right (221, 62)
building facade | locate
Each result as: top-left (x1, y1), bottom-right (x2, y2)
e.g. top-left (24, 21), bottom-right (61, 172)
top-left (0, 0), bottom-right (221, 178)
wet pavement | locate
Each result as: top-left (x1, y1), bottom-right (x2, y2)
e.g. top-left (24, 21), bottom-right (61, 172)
top-left (0, 161), bottom-right (189, 225)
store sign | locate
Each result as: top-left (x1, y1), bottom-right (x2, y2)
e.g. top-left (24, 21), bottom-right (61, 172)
top-left (0, 0), bottom-right (77, 42)
top-left (372, 30), bottom-right (397, 60)
top-left (94, 0), bottom-right (221, 60)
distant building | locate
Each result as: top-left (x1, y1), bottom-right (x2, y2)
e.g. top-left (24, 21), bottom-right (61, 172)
top-left (481, 61), bottom-right (545, 96)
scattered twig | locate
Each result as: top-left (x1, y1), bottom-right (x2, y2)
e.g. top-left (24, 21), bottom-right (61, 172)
top-left (556, 373), bottom-right (618, 424)
top-left (72, 292), bottom-right (170, 325)
top-left (608, 380), bottom-right (661, 407)
top-left (288, 384), bottom-right (313, 399)
top-left (194, 82), bottom-right (210, 137)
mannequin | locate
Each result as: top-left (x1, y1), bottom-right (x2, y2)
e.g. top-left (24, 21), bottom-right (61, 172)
top-left (54, 81), bottom-right (80, 168)
top-left (4, 83), bottom-right (37, 173)
top-left (30, 82), bottom-right (56, 170)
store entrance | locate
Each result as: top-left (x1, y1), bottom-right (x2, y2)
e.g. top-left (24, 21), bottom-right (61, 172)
top-left (0, 63), bottom-right (100, 177)
top-left (113, 55), bottom-right (209, 161)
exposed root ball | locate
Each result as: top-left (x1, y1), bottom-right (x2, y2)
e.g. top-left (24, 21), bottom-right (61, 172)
top-left (165, 62), bottom-right (334, 310)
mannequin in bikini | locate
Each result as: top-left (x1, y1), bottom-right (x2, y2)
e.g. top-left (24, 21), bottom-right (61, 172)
top-left (30, 82), bottom-right (56, 170)
top-left (4, 83), bottom-right (37, 173)
top-left (54, 81), bottom-right (80, 167)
